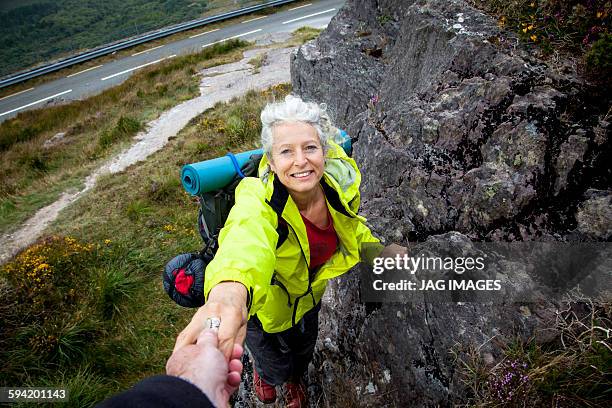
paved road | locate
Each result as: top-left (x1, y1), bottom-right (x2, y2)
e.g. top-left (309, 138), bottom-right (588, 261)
top-left (0, 0), bottom-right (343, 122)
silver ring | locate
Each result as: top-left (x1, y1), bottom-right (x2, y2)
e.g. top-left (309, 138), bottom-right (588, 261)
top-left (205, 317), bottom-right (221, 330)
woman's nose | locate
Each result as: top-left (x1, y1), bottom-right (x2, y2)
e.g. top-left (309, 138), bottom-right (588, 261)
top-left (294, 149), bottom-right (307, 166)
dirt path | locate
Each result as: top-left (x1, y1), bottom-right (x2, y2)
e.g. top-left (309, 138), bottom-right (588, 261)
top-left (0, 33), bottom-right (295, 264)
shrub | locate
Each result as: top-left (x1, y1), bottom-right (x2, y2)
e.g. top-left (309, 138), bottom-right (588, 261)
top-left (0, 121), bottom-right (42, 152)
top-left (226, 115), bottom-right (248, 145)
top-left (1, 236), bottom-right (95, 316)
top-left (470, 0), bottom-right (611, 73)
top-left (585, 33), bottom-right (612, 74)
top-left (18, 318), bottom-right (97, 364)
top-left (16, 148), bottom-right (48, 171)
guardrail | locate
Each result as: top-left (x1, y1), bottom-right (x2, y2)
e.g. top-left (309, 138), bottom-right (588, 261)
top-left (0, 0), bottom-right (298, 89)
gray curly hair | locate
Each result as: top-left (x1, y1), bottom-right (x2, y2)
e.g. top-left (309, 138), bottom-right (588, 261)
top-left (260, 95), bottom-right (337, 158)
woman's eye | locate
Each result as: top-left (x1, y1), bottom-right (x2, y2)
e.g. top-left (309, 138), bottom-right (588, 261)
top-left (305, 145), bottom-right (318, 151)
top-left (280, 149), bottom-right (291, 155)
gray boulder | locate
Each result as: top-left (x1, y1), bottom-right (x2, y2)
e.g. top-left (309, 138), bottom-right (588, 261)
top-left (290, 0), bottom-right (611, 405)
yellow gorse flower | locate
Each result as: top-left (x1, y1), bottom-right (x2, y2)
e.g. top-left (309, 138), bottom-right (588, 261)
top-left (1, 235), bottom-right (94, 298)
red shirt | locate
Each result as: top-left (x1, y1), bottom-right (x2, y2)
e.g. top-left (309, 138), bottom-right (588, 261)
top-left (301, 208), bottom-right (338, 271)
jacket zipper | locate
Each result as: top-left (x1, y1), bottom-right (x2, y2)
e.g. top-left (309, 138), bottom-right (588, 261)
top-left (284, 220), bottom-right (318, 326)
top-left (280, 201), bottom-right (351, 325)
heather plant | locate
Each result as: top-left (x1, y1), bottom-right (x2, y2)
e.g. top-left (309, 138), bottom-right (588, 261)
top-left (457, 298), bottom-right (611, 407)
top-left (585, 32), bottom-right (612, 74)
top-left (487, 359), bottom-right (532, 403)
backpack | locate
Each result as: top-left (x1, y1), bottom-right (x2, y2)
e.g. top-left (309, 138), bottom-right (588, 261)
top-left (163, 153), bottom-right (266, 308)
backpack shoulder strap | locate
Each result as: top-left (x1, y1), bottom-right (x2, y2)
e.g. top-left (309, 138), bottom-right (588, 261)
top-left (265, 176), bottom-right (290, 249)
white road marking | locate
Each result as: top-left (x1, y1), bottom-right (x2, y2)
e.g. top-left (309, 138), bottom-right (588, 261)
top-left (0, 89), bottom-right (72, 117)
top-left (189, 28), bottom-right (220, 38)
top-left (242, 15), bottom-right (267, 23)
top-left (202, 29), bottom-right (262, 47)
top-left (289, 3), bottom-right (312, 11)
top-left (132, 44), bottom-right (165, 57)
top-left (66, 64), bottom-right (103, 78)
top-left (282, 8), bottom-right (335, 24)
top-left (0, 87), bottom-right (35, 101)
top-left (101, 55), bottom-right (176, 81)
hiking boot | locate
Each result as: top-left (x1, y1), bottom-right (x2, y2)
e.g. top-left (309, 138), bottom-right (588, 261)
top-left (253, 370), bottom-right (276, 403)
top-left (284, 381), bottom-right (307, 408)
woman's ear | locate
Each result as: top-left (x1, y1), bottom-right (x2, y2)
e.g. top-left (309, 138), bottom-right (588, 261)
top-left (268, 155), bottom-right (276, 173)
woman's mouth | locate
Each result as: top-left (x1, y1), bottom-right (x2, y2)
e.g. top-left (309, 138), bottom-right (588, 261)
top-left (291, 170), bottom-right (314, 178)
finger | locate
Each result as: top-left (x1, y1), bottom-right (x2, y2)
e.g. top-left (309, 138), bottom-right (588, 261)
top-left (227, 371), bottom-right (242, 388)
top-left (228, 358), bottom-right (243, 374)
top-left (217, 311), bottom-right (244, 360)
top-left (218, 333), bottom-right (238, 361)
top-left (196, 328), bottom-right (219, 348)
top-left (231, 343), bottom-right (244, 360)
top-left (166, 345), bottom-right (195, 375)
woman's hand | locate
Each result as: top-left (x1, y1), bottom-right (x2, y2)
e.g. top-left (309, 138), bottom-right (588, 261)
top-left (174, 281), bottom-right (248, 361)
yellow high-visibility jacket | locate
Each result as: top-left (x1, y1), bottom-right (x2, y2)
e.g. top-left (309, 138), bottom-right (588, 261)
top-left (203, 141), bottom-right (381, 333)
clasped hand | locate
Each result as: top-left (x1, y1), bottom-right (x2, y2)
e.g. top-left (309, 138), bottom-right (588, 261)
top-left (166, 327), bottom-right (244, 407)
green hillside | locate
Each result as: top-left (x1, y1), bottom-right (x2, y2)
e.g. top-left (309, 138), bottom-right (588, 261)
top-left (0, 0), bottom-right (259, 77)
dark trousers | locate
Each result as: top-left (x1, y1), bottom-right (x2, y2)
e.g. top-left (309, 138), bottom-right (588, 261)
top-left (246, 302), bottom-right (321, 386)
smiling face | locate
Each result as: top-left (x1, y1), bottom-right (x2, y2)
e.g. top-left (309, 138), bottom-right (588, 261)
top-left (268, 121), bottom-right (325, 196)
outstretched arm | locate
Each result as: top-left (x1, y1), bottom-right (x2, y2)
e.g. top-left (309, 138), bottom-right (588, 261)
top-left (174, 178), bottom-right (278, 359)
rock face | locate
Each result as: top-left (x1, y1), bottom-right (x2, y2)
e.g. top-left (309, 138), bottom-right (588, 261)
top-left (293, 0), bottom-right (610, 242)
top-left (290, 0), bottom-right (610, 405)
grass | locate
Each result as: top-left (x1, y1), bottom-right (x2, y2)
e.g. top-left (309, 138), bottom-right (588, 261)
top-left (248, 52), bottom-right (268, 74)
top-left (279, 26), bottom-right (323, 47)
top-left (246, 26), bottom-right (322, 74)
top-left (0, 175), bottom-right (85, 231)
top-left (0, 38), bottom-right (250, 236)
top-left (0, 82), bottom-right (291, 406)
top-left (455, 296), bottom-right (611, 407)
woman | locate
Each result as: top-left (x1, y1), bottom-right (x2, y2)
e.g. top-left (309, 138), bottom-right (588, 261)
top-left (174, 95), bottom-right (384, 407)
